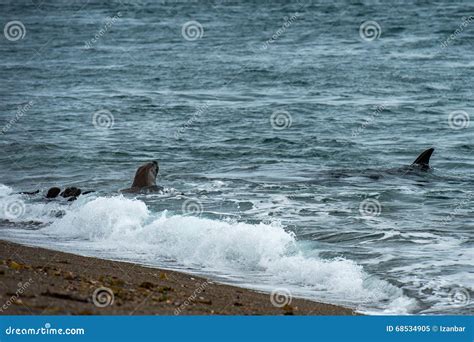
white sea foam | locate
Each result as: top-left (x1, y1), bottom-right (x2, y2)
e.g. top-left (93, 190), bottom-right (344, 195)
top-left (0, 190), bottom-right (415, 313)
top-left (37, 195), bottom-right (412, 311)
top-left (0, 184), bottom-right (13, 197)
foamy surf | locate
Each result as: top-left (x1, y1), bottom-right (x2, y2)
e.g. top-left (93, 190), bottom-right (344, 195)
top-left (0, 187), bottom-right (415, 314)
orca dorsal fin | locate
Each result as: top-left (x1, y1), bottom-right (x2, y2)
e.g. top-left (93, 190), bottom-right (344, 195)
top-left (412, 148), bottom-right (434, 167)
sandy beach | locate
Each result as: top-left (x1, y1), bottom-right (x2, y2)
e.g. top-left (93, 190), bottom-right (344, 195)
top-left (0, 240), bottom-right (356, 315)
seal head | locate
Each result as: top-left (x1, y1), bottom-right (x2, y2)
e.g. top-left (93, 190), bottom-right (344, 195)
top-left (122, 161), bottom-right (162, 193)
top-left (131, 161), bottom-right (159, 188)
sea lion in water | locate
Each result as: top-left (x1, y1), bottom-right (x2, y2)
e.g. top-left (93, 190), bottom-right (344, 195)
top-left (121, 161), bottom-right (163, 193)
top-left (19, 161), bottom-right (162, 199)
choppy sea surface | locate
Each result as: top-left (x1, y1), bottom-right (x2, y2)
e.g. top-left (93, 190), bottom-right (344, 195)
top-left (1, 1), bottom-right (473, 314)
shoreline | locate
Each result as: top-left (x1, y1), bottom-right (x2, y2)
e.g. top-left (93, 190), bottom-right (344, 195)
top-left (0, 240), bottom-right (356, 315)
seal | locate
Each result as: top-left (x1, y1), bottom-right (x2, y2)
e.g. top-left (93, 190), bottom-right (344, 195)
top-left (121, 161), bottom-right (163, 193)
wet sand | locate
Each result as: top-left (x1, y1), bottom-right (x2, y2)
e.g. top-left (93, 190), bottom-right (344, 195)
top-left (0, 240), bottom-right (356, 315)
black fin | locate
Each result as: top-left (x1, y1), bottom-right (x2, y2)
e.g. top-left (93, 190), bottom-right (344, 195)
top-left (412, 148), bottom-right (434, 167)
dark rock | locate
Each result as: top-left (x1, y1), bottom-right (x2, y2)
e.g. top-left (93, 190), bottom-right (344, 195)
top-left (61, 187), bottom-right (81, 198)
top-left (46, 187), bottom-right (61, 198)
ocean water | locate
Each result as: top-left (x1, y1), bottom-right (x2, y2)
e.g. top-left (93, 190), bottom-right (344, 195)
top-left (0, 0), bottom-right (473, 314)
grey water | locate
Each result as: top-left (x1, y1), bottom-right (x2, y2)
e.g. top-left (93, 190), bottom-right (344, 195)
top-left (0, 0), bottom-right (473, 314)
